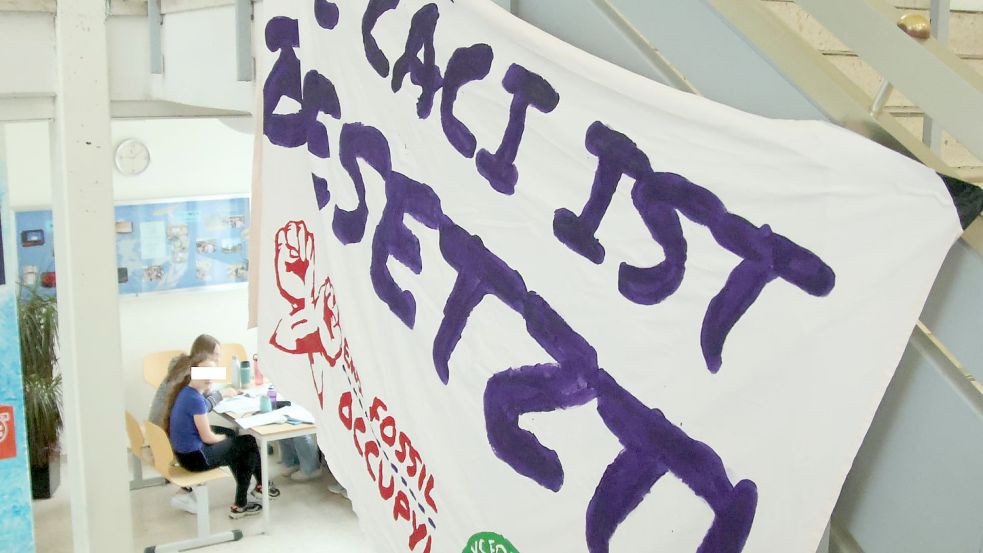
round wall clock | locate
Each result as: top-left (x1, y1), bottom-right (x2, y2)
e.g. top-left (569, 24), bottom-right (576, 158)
top-left (114, 139), bottom-right (151, 175)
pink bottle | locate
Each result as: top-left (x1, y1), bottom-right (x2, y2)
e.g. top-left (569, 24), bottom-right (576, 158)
top-left (252, 354), bottom-right (264, 386)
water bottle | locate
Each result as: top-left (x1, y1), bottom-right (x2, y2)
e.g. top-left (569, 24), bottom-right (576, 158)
top-left (267, 384), bottom-right (277, 409)
top-left (252, 354), bottom-right (264, 386)
top-left (239, 360), bottom-right (252, 387)
top-left (230, 354), bottom-right (241, 388)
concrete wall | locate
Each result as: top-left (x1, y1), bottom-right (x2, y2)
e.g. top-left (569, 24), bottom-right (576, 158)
top-left (833, 240), bottom-right (983, 553)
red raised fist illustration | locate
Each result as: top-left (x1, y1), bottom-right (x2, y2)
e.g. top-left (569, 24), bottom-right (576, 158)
top-left (270, 220), bottom-right (343, 407)
top-left (275, 220), bottom-right (316, 312)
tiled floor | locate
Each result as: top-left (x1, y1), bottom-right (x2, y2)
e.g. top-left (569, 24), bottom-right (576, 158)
top-left (32, 456), bottom-right (374, 552)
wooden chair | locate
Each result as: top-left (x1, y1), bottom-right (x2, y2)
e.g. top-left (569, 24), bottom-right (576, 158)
top-left (143, 422), bottom-right (241, 552)
top-left (143, 350), bottom-right (184, 388)
top-left (217, 343), bottom-right (248, 383)
top-left (124, 411), bottom-right (166, 490)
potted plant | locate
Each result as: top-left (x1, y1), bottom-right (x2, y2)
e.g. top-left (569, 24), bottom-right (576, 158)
top-left (18, 286), bottom-right (62, 499)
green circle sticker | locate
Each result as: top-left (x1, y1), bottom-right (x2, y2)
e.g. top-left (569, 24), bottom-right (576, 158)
top-left (463, 532), bottom-right (521, 553)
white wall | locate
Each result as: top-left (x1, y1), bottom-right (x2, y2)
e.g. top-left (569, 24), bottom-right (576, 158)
top-left (107, 16), bottom-right (152, 102)
top-left (5, 121), bottom-right (51, 209)
top-left (4, 117), bottom-right (257, 419)
top-left (0, 13), bottom-right (56, 97)
top-left (150, 6), bottom-right (256, 112)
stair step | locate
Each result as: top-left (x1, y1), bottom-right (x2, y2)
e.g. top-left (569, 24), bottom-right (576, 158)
top-left (763, 0), bottom-right (983, 58)
top-left (826, 54), bottom-right (983, 108)
top-left (886, 111), bottom-right (983, 170)
top-left (762, 0), bottom-right (983, 178)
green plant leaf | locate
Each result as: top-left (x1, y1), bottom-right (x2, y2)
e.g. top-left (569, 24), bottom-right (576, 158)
top-left (17, 285), bottom-right (61, 467)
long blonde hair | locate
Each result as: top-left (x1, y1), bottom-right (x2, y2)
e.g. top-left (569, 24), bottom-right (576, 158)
top-left (162, 352), bottom-right (212, 436)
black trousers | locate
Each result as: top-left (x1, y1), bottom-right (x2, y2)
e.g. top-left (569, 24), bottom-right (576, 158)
top-left (175, 428), bottom-right (261, 507)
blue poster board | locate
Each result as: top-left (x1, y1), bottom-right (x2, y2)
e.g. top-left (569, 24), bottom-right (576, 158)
top-left (15, 196), bottom-right (250, 296)
top-left (0, 213), bottom-right (5, 287)
top-left (0, 161), bottom-right (37, 552)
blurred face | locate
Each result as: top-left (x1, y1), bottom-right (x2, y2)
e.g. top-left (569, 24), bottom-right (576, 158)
top-left (190, 358), bottom-right (218, 390)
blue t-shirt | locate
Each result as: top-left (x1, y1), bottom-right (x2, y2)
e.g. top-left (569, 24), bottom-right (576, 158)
top-left (169, 386), bottom-right (208, 454)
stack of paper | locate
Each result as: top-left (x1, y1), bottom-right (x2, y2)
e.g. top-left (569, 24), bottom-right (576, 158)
top-left (213, 395), bottom-right (260, 414)
top-left (235, 410), bottom-right (289, 429)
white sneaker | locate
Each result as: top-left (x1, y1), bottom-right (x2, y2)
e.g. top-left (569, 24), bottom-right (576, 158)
top-left (170, 492), bottom-right (197, 514)
top-left (327, 482), bottom-right (347, 497)
top-left (281, 465), bottom-right (301, 477)
top-left (290, 468), bottom-right (323, 482)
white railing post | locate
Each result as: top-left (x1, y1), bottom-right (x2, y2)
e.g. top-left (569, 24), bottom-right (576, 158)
top-left (922, 0), bottom-right (951, 153)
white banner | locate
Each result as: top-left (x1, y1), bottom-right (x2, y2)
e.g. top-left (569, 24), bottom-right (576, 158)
top-left (255, 2), bottom-right (962, 552)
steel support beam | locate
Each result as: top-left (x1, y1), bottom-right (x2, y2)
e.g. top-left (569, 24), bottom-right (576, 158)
top-left (922, 0), bottom-right (951, 153)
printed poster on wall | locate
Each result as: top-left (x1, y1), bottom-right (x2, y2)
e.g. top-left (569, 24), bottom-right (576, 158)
top-left (254, 2), bottom-right (964, 553)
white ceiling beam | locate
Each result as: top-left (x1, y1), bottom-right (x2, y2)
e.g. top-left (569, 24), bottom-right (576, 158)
top-left (0, 96), bottom-right (54, 121)
top-left (161, 0), bottom-right (234, 15)
top-left (0, 0), bottom-right (54, 13)
top-left (109, 0), bottom-right (148, 16)
top-left (109, 99), bottom-right (250, 118)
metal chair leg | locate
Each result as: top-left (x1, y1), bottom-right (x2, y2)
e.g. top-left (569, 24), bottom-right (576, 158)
top-left (129, 452), bottom-right (166, 490)
top-left (143, 483), bottom-right (243, 552)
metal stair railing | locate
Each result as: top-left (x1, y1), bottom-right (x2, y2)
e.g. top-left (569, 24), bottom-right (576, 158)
top-left (794, 0), bottom-right (983, 164)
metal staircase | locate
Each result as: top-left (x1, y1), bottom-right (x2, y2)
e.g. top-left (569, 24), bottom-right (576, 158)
top-left (764, 0), bottom-right (983, 183)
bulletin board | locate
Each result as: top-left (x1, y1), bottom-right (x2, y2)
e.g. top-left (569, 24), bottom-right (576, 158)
top-left (14, 196), bottom-right (250, 296)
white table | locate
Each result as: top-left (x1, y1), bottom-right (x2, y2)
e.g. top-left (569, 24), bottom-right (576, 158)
top-left (218, 406), bottom-right (317, 533)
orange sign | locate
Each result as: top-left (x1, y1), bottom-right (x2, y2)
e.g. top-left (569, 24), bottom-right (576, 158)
top-left (0, 405), bottom-right (16, 460)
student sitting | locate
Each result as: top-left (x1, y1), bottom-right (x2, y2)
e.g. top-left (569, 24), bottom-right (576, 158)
top-left (149, 335), bottom-right (236, 513)
top-left (163, 356), bottom-right (280, 519)
top-left (149, 334), bottom-right (235, 427)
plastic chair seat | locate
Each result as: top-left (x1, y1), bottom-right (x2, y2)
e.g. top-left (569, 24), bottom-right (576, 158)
top-left (162, 464), bottom-right (232, 489)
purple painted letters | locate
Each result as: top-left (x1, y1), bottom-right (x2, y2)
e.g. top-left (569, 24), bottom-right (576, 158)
top-left (322, 121), bottom-right (757, 553)
top-left (314, 0), bottom-right (339, 29)
top-left (476, 64), bottom-right (560, 194)
top-left (362, 0), bottom-right (401, 77)
top-left (391, 3), bottom-right (444, 118)
top-left (441, 44), bottom-right (494, 157)
top-left (556, 123), bottom-right (835, 373)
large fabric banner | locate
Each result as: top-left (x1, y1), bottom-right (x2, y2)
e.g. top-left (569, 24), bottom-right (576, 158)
top-left (255, 2), bottom-right (962, 552)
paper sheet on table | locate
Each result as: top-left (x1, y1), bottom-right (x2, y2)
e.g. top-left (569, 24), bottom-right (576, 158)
top-left (213, 395), bottom-right (260, 414)
top-left (280, 404), bottom-right (314, 423)
top-left (235, 404), bottom-right (316, 429)
top-left (234, 410), bottom-right (288, 429)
